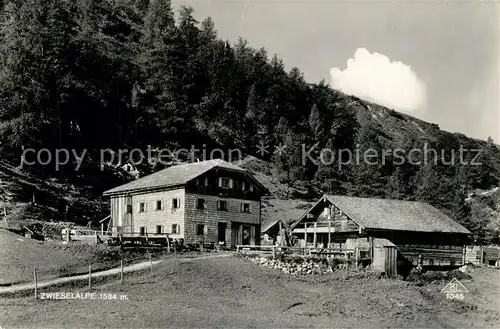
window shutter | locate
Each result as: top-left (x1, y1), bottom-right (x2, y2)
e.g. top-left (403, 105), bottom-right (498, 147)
top-left (218, 177), bottom-right (222, 187)
top-left (240, 203), bottom-right (243, 213)
top-left (242, 181), bottom-right (246, 191)
top-left (203, 225), bottom-right (208, 236)
top-left (137, 203), bottom-right (141, 213)
top-left (145, 203), bottom-right (148, 212)
top-left (178, 199), bottom-right (181, 209)
top-left (229, 179), bottom-right (233, 188)
top-left (249, 204), bottom-right (252, 213)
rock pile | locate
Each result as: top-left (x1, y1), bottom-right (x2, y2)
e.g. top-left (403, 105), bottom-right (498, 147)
top-left (247, 255), bottom-right (336, 275)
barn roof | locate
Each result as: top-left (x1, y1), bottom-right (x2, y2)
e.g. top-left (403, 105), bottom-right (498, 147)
top-left (323, 195), bottom-right (470, 234)
top-left (373, 238), bottom-right (396, 248)
top-left (261, 219), bottom-right (288, 234)
top-left (103, 159), bottom-right (266, 196)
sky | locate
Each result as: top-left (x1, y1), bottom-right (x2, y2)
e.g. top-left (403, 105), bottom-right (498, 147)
top-left (172, 0), bottom-right (499, 142)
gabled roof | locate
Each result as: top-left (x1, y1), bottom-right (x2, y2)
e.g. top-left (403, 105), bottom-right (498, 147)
top-left (294, 194), bottom-right (470, 234)
top-left (103, 159), bottom-right (267, 196)
top-left (373, 238), bottom-right (396, 248)
top-left (261, 219), bottom-right (288, 234)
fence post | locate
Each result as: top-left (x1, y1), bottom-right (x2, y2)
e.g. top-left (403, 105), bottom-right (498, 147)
top-left (149, 252), bottom-right (153, 276)
top-left (34, 267), bottom-right (38, 300)
top-left (88, 264), bottom-right (92, 290)
top-left (355, 247), bottom-right (359, 268)
top-left (272, 246), bottom-right (276, 259)
top-left (120, 260), bottom-right (124, 285)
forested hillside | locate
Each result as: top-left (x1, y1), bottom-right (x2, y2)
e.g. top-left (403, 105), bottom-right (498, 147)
top-left (0, 0), bottom-right (499, 243)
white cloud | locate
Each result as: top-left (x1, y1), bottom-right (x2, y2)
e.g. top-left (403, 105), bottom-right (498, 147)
top-left (330, 48), bottom-right (427, 112)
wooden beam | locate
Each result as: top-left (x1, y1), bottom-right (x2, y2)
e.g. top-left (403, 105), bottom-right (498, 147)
top-left (328, 221), bottom-right (331, 248)
top-left (304, 223), bottom-right (307, 248)
top-left (369, 236), bottom-right (373, 260)
top-left (313, 222), bottom-right (317, 248)
top-left (278, 221), bottom-right (283, 246)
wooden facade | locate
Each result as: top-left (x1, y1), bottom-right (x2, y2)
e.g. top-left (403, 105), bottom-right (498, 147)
top-left (372, 238), bottom-right (397, 276)
top-left (465, 245), bottom-right (500, 266)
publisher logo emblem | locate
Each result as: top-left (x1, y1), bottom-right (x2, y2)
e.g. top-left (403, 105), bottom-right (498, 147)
top-left (441, 278), bottom-right (468, 300)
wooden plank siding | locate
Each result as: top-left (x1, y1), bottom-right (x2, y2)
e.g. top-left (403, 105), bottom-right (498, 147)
top-left (184, 170), bottom-right (262, 201)
top-left (184, 193), bottom-right (260, 246)
top-left (123, 188), bottom-right (186, 239)
top-left (110, 195), bottom-right (127, 234)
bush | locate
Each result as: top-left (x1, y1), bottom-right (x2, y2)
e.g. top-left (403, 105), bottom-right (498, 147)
top-left (446, 269), bottom-right (472, 281)
top-left (328, 257), bottom-right (353, 270)
top-left (407, 268), bottom-right (472, 284)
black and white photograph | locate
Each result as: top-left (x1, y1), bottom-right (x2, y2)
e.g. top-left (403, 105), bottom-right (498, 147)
top-left (0, 0), bottom-right (499, 328)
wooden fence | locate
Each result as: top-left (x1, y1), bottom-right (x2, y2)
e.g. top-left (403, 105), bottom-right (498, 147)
top-left (464, 245), bottom-right (500, 266)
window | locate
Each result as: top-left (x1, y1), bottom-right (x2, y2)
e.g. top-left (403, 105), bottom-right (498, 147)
top-left (249, 184), bottom-right (254, 192)
top-left (204, 177), bottom-right (208, 186)
top-left (126, 204), bottom-right (132, 214)
top-left (139, 202), bottom-right (145, 213)
top-left (156, 200), bottom-right (162, 210)
top-left (172, 198), bottom-right (180, 209)
top-left (156, 225), bottom-right (162, 234)
top-left (219, 177), bottom-right (232, 189)
top-left (241, 181), bottom-right (246, 191)
top-left (171, 224), bottom-right (179, 234)
top-left (217, 200), bottom-right (228, 211)
top-left (139, 227), bottom-right (145, 236)
top-left (241, 203), bottom-right (251, 213)
top-left (197, 224), bottom-right (205, 236)
top-left (196, 198), bottom-right (206, 210)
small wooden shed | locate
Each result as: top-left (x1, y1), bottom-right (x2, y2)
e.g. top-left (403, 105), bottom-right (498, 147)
top-left (261, 219), bottom-right (289, 246)
top-left (372, 238), bottom-right (397, 276)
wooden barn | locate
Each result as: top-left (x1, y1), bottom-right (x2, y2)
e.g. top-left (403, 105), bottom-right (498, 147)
top-left (291, 194), bottom-right (471, 274)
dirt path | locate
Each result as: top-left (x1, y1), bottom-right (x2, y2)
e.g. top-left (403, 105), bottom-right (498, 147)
top-left (0, 253), bottom-right (232, 295)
